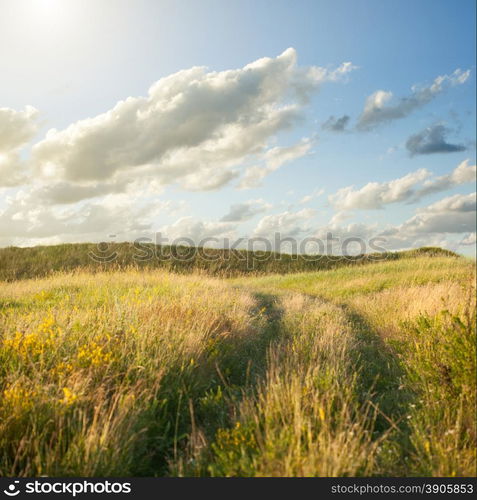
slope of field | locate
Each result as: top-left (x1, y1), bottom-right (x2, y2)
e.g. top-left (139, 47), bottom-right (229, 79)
top-left (0, 254), bottom-right (475, 476)
top-left (0, 242), bottom-right (458, 281)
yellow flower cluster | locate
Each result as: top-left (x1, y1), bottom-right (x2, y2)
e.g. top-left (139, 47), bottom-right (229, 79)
top-left (32, 290), bottom-right (49, 301)
top-left (215, 421), bottom-right (255, 449)
top-left (50, 361), bottom-right (74, 378)
top-left (3, 313), bottom-right (61, 360)
top-left (2, 384), bottom-right (36, 413)
top-left (77, 341), bottom-right (113, 368)
top-left (60, 387), bottom-right (78, 406)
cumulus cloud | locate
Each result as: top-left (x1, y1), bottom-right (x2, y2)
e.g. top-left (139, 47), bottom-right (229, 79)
top-left (459, 233), bottom-right (476, 246)
top-left (375, 229), bottom-right (451, 252)
top-left (0, 106), bottom-right (39, 186)
top-left (0, 50), bottom-right (357, 246)
top-left (329, 160), bottom-right (476, 210)
top-left (329, 168), bottom-right (430, 210)
top-left (406, 124), bottom-right (466, 156)
top-left (328, 210), bottom-right (352, 225)
top-left (0, 194), bottom-right (143, 245)
top-left (152, 193), bottom-right (475, 254)
top-left (32, 49), bottom-right (353, 195)
top-left (238, 137), bottom-right (314, 189)
top-left (356, 69), bottom-right (470, 130)
top-left (311, 196), bottom-right (475, 254)
top-left (312, 221), bottom-right (380, 254)
top-left (33, 179), bottom-right (131, 205)
top-left (322, 115), bottom-right (350, 132)
top-left (253, 208), bottom-right (316, 239)
top-left (299, 188), bottom-right (324, 204)
top-left (158, 216), bottom-right (237, 245)
top-left (0, 186), bottom-right (185, 247)
top-left (386, 192), bottom-right (476, 237)
top-left (410, 159), bottom-right (476, 201)
top-left (416, 191), bottom-right (476, 214)
top-left (220, 199), bottom-right (271, 222)
top-left (0, 106), bottom-right (39, 152)
top-left (0, 152), bottom-right (25, 188)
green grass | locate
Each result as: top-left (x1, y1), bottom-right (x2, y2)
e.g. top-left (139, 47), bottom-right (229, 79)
top-left (231, 255), bottom-right (473, 298)
top-left (0, 247), bottom-right (475, 476)
top-left (0, 242), bottom-right (458, 281)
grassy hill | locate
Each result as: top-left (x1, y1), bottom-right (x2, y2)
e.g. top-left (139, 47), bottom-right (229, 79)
top-left (0, 248), bottom-right (475, 476)
top-left (0, 242), bottom-right (459, 281)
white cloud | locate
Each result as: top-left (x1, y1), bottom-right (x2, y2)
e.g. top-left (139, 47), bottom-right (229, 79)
top-left (0, 189), bottom-right (181, 247)
top-left (299, 188), bottom-right (324, 204)
top-left (253, 208), bottom-right (316, 238)
top-left (32, 49), bottom-right (352, 195)
top-left (238, 136), bottom-right (314, 189)
top-left (0, 152), bottom-right (25, 187)
top-left (263, 138), bottom-right (315, 170)
top-left (0, 49), bottom-right (357, 246)
top-left (0, 106), bottom-right (39, 186)
top-left (319, 221), bottom-right (376, 241)
top-left (380, 192), bottom-right (476, 249)
top-left (220, 199), bottom-right (271, 222)
top-left (158, 216), bottom-right (237, 245)
top-left (328, 210), bottom-right (352, 225)
top-left (0, 106), bottom-right (39, 152)
top-left (356, 69), bottom-right (470, 130)
top-left (33, 178), bottom-right (131, 204)
top-left (329, 160), bottom-right (476, 210)
top-left (417, 191), bottom-right (476, 214)
top-left (459, 233), bottom-right (476, 246)
top-left (403, 195), bottom-right (475, 235)
top-left (410, 159), bottom-right (476, 200)
top-left (329, 169), bottom-right (430, 210)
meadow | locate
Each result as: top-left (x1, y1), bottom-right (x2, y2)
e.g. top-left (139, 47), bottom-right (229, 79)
top-left (0, 246), bottom-right (475, 476)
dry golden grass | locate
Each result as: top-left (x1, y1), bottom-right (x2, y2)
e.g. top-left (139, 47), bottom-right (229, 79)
top-left (195, 297), bottom-right (380, 477)
top-left (348, 280), bottom-right (474, 338)
top-left (0, 255), bottom-right (475, 476)
top-left (0, 270), bottom-right (265, 475)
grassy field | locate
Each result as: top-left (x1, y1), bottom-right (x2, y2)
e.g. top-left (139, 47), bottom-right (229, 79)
top-left (0, 242), bottom-right (458, 281)
top-left (0, 250), bottom-right (475, 476)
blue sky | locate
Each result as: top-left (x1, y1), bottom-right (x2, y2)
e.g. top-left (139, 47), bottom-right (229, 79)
top-left (0, 0), bottom-right (475, 254)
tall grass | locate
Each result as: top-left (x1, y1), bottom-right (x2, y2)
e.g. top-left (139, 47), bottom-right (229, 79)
top-left (183, 296), bottom-right (381, 476)
top-left (0, 272), bottom-right (270, 475)
top-left (0, 253), bottom-right (475, 476)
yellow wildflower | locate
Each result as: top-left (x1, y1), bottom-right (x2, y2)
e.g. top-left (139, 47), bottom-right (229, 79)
top-left (319, 407), bottom-right (326, 422)
top-left (77, 341), bottom-right (113, 368)
top-left (60, 387), bottom-right (78, 406)
top-left (2, 384), bottom-right (36, 413)
top-left (3, 313), bottom-right (62, 360)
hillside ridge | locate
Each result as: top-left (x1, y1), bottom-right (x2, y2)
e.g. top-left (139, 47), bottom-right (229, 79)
top-left (0, 243), bottom-right (459, 281)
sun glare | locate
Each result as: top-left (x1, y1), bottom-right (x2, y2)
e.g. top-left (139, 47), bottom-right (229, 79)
top-left (34, 0), bottom-right (61, 10)
top-left (29, 0), bottom-right (66, 24)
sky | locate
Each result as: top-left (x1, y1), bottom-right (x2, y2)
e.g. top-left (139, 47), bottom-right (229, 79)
top-left (0, 0), bottom-right (475, 255)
